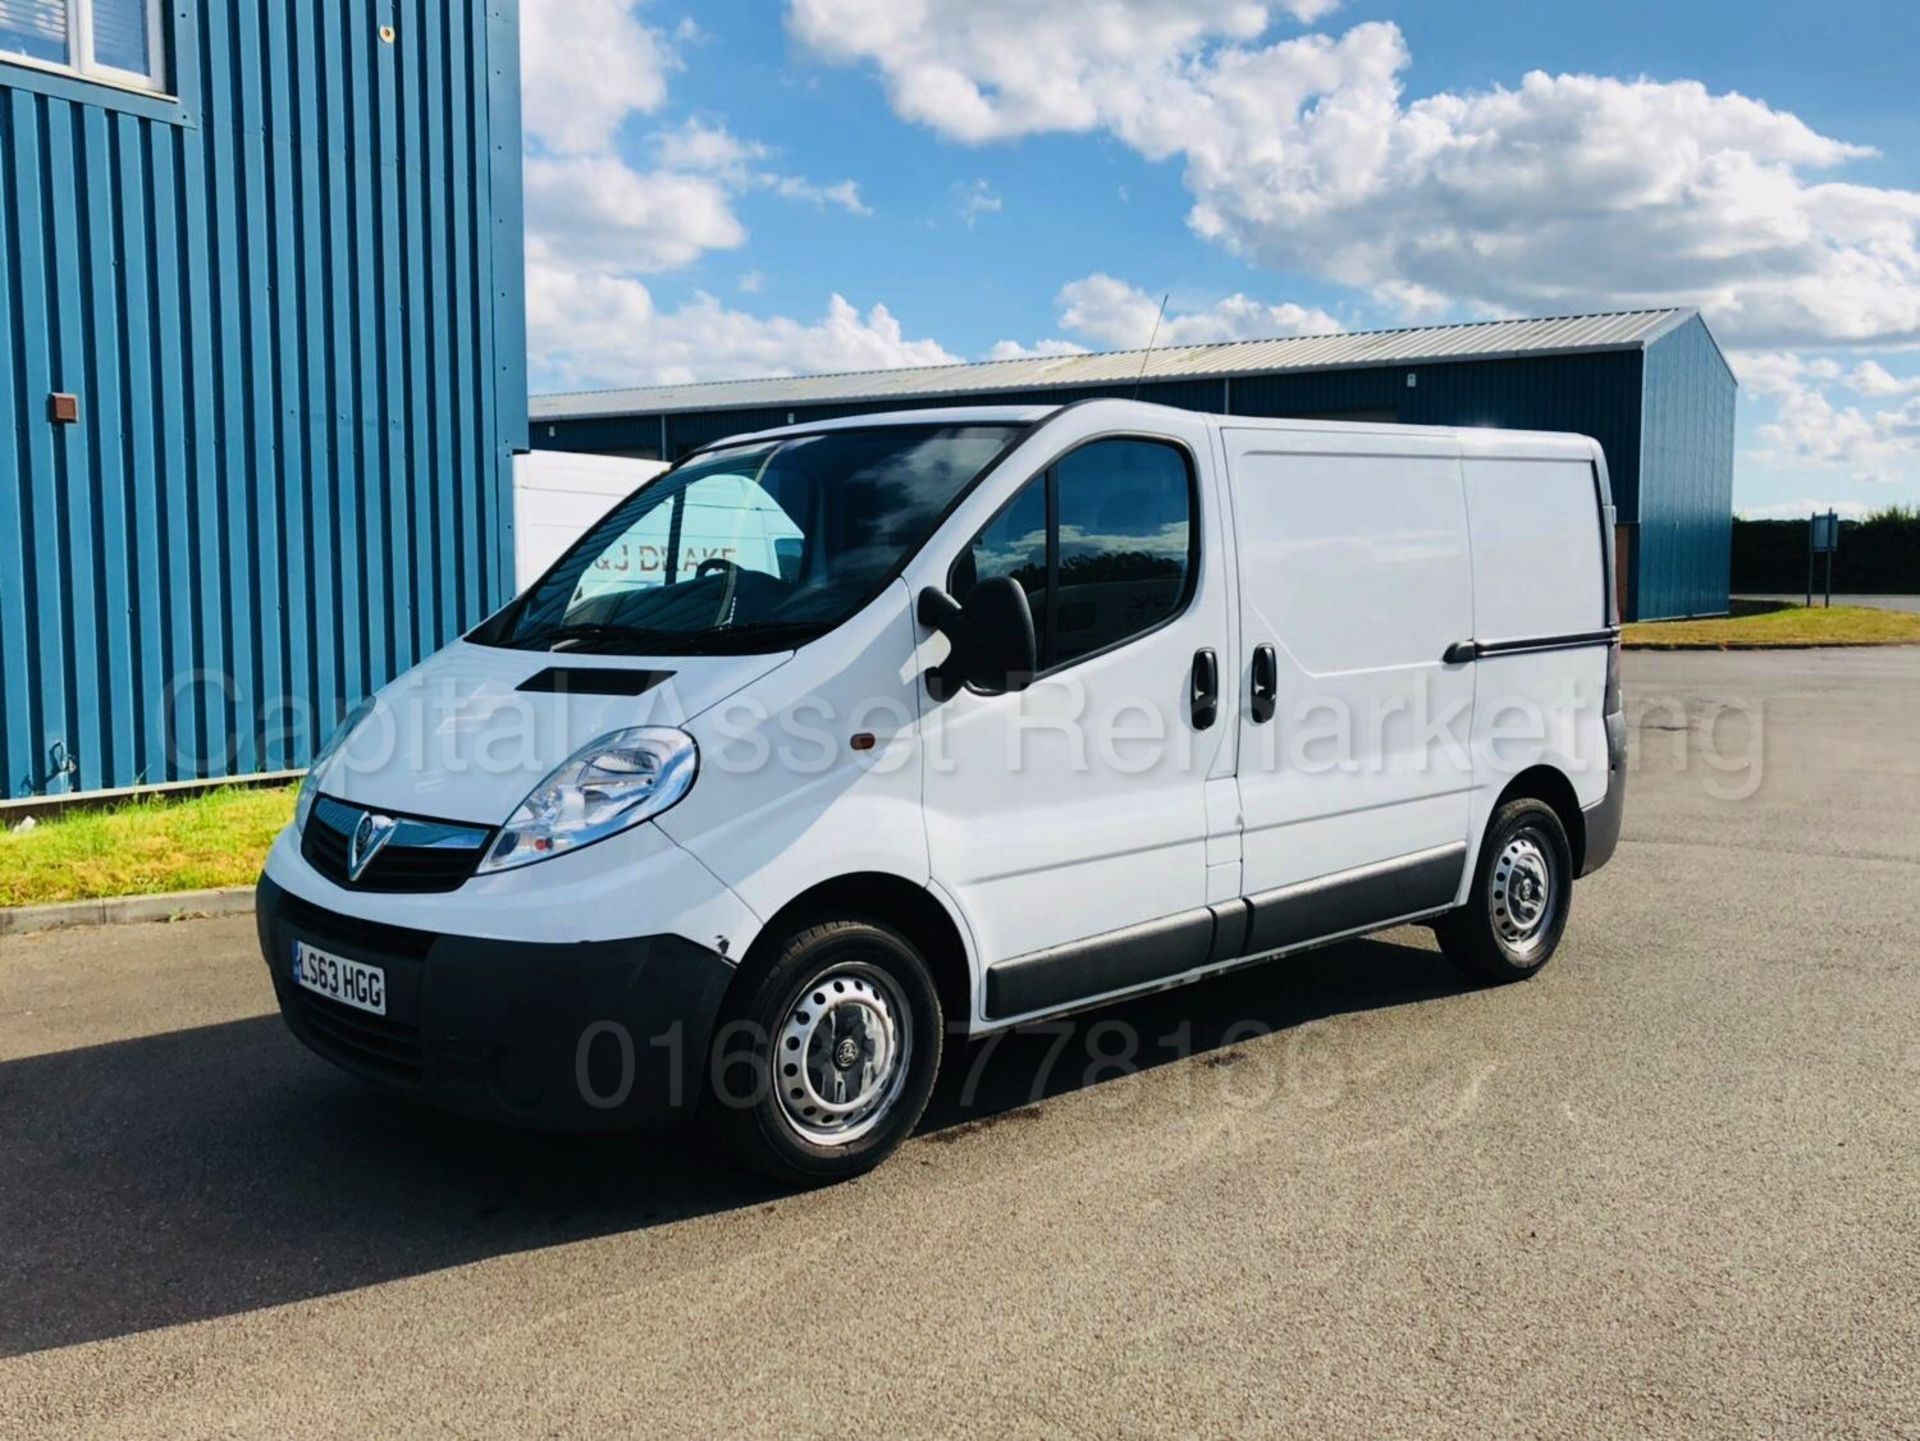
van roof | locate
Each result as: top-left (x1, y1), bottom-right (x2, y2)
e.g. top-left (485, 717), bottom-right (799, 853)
top-left (707, 405), bottom-right (1057, 446)
top-left (705, 399), bottom-right (1603, 464)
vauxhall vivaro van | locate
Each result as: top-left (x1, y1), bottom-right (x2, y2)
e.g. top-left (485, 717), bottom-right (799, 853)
top-left (258, 400), bottom-right (1625, 1184)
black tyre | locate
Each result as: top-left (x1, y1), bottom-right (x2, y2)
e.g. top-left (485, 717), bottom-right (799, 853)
top-left (705, 918), bottom-right (943, 1186)
top-left (1435, 798), bottom-right (1573, 984)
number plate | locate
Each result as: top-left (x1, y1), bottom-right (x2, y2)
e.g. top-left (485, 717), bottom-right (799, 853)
top-left (292, 940), bottom-right (387, 1017)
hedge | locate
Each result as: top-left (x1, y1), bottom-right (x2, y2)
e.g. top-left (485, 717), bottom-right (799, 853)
top-left (1731, 509), bottom-right (1920, 594)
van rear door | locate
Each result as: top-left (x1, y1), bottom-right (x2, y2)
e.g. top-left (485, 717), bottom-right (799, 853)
top-left (1223, 426), bottom-right (1475, 953)
top-left (1456, 435), bottom-right (1616, 836)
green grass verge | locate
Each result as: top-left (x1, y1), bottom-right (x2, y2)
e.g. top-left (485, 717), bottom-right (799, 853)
top-left (1624, 604), bottom-right (1920, 650)
top-left (0, 786), bottom-right (296, 908)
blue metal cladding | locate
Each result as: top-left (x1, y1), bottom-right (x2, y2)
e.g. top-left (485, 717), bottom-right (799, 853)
top-left (1637, 315), bottom-right (1736, 619)
top-left (0, 2), bottom-right (525, 795)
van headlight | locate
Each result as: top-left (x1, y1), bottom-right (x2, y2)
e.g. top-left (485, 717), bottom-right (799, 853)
top-left (477, 727), bottom-right (698, 874)
top-left (296, 699), bottom-right (375, 833)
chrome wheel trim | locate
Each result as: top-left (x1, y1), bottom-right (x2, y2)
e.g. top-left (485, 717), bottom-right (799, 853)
top-left (772, 963), bottom-right (912, 1148)
top-left (1490, 832), bottom-right (1555, 957)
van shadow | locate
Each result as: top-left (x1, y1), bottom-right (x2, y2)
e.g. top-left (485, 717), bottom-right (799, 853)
top-left (0, 931), bottom-right (1464, 1357)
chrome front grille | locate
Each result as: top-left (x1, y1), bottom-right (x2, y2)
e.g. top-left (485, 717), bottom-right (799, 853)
top-left (300, 794), bottom-right (492, 893)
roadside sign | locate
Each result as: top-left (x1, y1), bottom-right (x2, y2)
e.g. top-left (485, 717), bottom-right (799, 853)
top-left (1807, 510), bottom-right (1839, 608)
top-left (1811, 512), bottom-right (1840, 553)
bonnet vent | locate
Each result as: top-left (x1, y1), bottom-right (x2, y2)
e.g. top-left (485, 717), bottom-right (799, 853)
top-left (515, 667), bottom-right (675, 696)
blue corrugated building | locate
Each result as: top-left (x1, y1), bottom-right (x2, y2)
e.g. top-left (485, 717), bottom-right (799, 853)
top-left (1, 1), bottom-right (526, 797)
top-left (531, 309), bottom-right (1736, 624)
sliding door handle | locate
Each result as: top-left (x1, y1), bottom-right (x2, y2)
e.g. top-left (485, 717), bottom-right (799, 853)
top-left (1250, 643), bottom-right (1277, 723)
top-left (1190, 648), bottom-right (1219, 731)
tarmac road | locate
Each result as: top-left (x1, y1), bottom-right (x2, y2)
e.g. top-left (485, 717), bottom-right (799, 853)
top-left (2, 649), bottom-right (1916, 1437)
top-left (1736, 592), bottom-right (1920, 614)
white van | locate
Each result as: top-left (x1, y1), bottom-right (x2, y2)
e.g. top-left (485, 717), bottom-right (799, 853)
top-left (258, 400), bottom-right (1625, 1184)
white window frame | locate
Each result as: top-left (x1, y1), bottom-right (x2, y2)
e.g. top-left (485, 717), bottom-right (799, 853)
top-left (0, 0), bottom-right (167, 96)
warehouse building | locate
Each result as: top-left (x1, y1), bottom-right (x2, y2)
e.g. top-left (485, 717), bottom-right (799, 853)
top-left (531, 308), bottom-right (1735, 624)
top-left (0, 2), bottom-right (526, 797)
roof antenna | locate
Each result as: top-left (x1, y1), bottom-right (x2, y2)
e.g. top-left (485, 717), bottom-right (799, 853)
top-left (1132, 292), bottom-right (1170, 400)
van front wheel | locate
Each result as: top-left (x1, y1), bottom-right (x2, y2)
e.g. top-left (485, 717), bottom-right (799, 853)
top-left (1436, 799), bottom-right (1573, 984)
top-left (705, 918), bottom-right (943, 1186)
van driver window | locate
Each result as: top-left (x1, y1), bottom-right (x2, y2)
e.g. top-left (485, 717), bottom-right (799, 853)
top-left (955, 438), bottom-right (1194, 670)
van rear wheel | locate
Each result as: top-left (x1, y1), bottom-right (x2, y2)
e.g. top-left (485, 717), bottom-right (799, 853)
top-left (1436, 798), bottom-right (1573, 984)
top-left (705, 918), bottom-right (943, 1186)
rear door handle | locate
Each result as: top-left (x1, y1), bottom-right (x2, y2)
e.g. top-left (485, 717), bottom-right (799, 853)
top-left (1250, 643), bottom-right (1277, 723)
top-left (1190, 648), bottom-right (1219, 731)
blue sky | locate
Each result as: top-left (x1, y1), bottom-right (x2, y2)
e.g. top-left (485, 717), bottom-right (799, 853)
top-left (519, 1), bottom-right (1920, 516)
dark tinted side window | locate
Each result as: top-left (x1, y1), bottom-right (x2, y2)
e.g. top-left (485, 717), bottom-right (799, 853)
top-left (954, 437), bottom-right (1194, 670)
top-left (1052, 440), bottom-right (1193, 665)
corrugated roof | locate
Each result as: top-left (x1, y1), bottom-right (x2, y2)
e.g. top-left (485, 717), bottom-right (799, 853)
top-left (531, 308), bottom-right (1697, 421)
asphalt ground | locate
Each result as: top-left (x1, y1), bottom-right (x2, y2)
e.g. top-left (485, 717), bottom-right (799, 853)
top-left (1735, 592), bottom-right (1920, 614)
top-left (1, 648), bottom-right (1915, 1437)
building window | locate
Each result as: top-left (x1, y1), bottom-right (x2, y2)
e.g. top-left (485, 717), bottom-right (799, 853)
top-left (0, 0), bottom-right (165, 94)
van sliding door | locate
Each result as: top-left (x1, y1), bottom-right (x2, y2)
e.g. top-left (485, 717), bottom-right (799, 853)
top-left (1222, 428), bottom-right (1475, 955)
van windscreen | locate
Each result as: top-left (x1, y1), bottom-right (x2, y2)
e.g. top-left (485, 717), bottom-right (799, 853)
top-left (477, 424), bottom-right (1022, 656)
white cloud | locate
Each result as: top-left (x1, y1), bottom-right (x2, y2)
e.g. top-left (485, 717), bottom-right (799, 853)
top-left (522, 0), bottom-right (676, 155)
top-left (524, 156), bottom-right (746, 272)
top-left (986, 274), bottom-right (1338, 360)
top-left (1054, 273), bottom-right (1340, 348)
top-left (1733, 350), bottom-right (1840, 396)
top-left (651, 118), bottom-right (871, 213)
top-left (1735, 351), bottom-right (1920, 485)
top-left (986, 338), bottom-right (1092, 361)
top-left (738, 270), bottom-right (766, 294)
top-left (953, 178), bottom-right (1003, 227)
top-left (523, 111), bottom-right (871, 394)
top-left (653, 117), bottom-right (769, 177)
top-left (527, 264), bottom-right (958, 390)
top-left (791, 2), bottom-right (1336, 143)
top-left (518, 30), bottom-right (758, 282)
top-left (767, 175), bottom-right (871, 214)
top-left (791, 8), bottom-right (1920, 352)
top-left (520, 7), bottom-right (898, 396)
top-left (1847, 361), bottom-right (1920, 398)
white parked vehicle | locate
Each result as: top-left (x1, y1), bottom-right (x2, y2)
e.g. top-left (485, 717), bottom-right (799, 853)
top-left (511, 450), bottom-right (668, 591)
top-left (259, 400), bottom-right (1625, 1184)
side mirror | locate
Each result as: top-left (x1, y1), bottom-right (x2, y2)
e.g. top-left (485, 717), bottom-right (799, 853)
top-left (918, 578), bottom-right (1038, 700)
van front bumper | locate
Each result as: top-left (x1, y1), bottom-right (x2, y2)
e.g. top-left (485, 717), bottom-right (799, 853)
top-left (256, 876), bottom-right (735, 1131)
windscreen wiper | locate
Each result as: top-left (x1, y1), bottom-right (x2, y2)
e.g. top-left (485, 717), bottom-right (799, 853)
top-left (677, 621), bottom-right (826, 655)
top-left (538, 623), bottom-right (678, 654)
